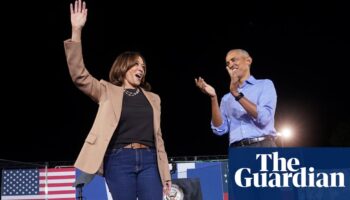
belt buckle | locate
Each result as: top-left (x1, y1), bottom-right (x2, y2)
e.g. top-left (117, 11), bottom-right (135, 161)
top-left (250, 137), bottom-right (261, 144)
top-left (246, 138), bottom-right (253, 145)
top-left (245, 137), bottom-right (261, 145)
top-left (257, 136), bottom-right (265, 143)
top-left (251, 138), bottom-right (258, 144)
top-left (131, 143), bottom-right (140, 149)
top-left (239, 140), bottom-right (246, 146)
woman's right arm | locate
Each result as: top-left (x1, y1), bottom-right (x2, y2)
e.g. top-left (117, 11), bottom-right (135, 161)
top-left (64, 0), bottom-right (102, 103)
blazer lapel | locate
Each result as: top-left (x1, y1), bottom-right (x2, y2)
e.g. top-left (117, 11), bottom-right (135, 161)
top-left (142, 89), bottom-right (160, 134)
top-left (108, 84), bottom-right (124, 120)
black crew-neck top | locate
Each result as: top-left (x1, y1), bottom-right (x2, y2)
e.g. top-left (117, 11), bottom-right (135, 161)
top-left (108, 89), bottom-right (155, 149)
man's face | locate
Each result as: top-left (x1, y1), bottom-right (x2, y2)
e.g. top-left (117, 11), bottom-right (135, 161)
top-left (225, 51), bottom-right (251, 77)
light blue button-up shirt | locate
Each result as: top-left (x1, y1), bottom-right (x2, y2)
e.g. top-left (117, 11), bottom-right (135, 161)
top-left (211, 76), bottom-right (277, 145)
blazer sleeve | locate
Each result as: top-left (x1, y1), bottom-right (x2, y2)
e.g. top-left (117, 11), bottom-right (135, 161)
top-left (155, 94), bottom-right (171, 182)
top-left (64, 39), bottom-right (102, 103)
top-left (157, 128), bottom-right (171, 182)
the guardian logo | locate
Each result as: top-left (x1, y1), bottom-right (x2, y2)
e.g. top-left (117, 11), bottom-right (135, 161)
top-left (234, 152), bottom-right (345, 188)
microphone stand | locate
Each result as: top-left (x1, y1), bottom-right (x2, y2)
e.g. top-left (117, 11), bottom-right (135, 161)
top-left (76, 183), bottom-right (84, 200)
top-left (73, 172), bottom-right (95, 200)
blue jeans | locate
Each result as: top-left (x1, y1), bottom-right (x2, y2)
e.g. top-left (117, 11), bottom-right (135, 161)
top-left (104, 148), bottom-right (163, 200)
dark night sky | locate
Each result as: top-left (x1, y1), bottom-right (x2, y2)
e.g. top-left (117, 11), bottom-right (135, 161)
top-left (1, 1), bottom-right (349, 165)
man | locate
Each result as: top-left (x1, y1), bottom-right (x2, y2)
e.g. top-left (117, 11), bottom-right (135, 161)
top-left (195, 49), bottom-right (277, 147)
top-left (195, 49), bottom-right (278, 199)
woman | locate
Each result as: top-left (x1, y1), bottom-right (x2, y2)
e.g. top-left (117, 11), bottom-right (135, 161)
top-left (64, 1), bottom-right (171, 199)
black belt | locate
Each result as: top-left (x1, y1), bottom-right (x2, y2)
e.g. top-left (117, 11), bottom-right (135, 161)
top-left (230, 136), bottom-right (274, 147)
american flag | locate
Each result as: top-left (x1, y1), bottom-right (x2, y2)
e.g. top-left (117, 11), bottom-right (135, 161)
top-left (221, 161), bottom-right (229, 200)
top-left (1, 167), bottom-right (76, 200)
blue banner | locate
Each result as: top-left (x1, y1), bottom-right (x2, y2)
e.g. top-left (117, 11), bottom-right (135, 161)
top-left (229, 148), bottom-right (350, 200)
top-left (171, 161), bottom-right (228, 200)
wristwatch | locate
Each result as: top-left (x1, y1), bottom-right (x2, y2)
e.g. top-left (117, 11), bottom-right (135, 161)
top-left (234, 92), bottom-right (244, 101)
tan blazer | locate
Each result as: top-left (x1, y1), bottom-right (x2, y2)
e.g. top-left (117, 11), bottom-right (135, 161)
top-left (64, 39), bottom-right (171, 185)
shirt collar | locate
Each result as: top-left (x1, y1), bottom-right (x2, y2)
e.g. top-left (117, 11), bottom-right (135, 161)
top-left (240, 75), bottom-right (257, 88)
top-left (246, 75), bottom-right (257, 84)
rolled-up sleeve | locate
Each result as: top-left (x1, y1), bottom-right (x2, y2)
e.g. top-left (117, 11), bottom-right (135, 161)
top-left (211, 98), bottom-right (229, 135)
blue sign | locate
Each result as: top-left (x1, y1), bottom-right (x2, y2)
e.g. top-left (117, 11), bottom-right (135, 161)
top-left (229, 148), bottom-right (350, 200)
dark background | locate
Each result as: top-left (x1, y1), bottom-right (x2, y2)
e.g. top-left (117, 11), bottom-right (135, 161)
top-left (1, 0), bottom-right (349, 165)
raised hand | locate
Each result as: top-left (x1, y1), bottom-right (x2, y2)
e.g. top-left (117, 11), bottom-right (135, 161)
top-left (70, 0), bottom-right (88, 30)
top-left (226, 67), bottom-right (242, 84)
top-left (195, 77), bottom-right (216, 97)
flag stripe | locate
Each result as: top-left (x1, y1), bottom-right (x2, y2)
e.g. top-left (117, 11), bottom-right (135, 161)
top-left (39, 178), bottom-right (75, 184)
top-left (39, 187), bottom-right (75, 192)
top-left (39, 190), bottom-right (76, 195)
top-left (40, 175), bottom-right (75, 180)
top-left (1, 193), bottom-right (76, 199)
top-left (39, 171), bottom-right (75, 176)
top-left (39, 168), bottom-right (75, 173)
top-left (40, 183), bottom-right (75, 187)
